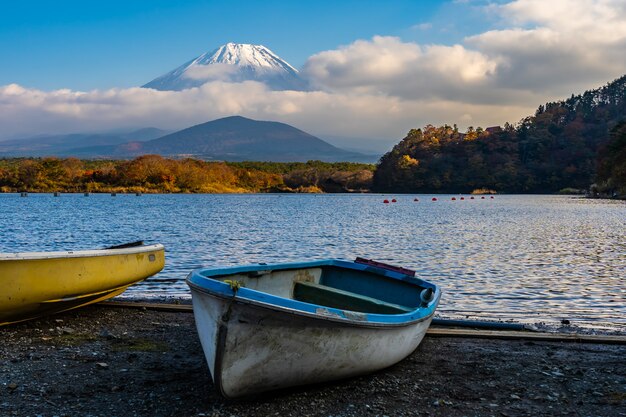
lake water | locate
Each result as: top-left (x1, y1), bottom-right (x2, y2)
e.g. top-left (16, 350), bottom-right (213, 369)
top-left (1, 193), bottom-right (624, 332)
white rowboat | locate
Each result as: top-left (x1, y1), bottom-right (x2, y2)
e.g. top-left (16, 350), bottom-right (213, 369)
top-left (186, 258), bottom-right (440, 398)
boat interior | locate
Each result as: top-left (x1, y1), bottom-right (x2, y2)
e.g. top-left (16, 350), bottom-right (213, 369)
top-left (210, 266), bottom-right (429, 315)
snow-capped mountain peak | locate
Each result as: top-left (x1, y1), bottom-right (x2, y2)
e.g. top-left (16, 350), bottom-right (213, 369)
top-left (197, 43), bottom-right (298, 72)
top-left (142, 43), bottom-right (307, 91)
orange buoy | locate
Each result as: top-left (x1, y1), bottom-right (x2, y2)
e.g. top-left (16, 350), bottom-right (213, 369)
top-left (432, 197), bottom-right (437, 201)
top-left (383, 199), bottom-right (390, 204)
top-left (391, 199), bottom-right (397, 203)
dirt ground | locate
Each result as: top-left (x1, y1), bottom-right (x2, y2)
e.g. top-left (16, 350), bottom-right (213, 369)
top-left (1, 304), bottom-right (624, 417)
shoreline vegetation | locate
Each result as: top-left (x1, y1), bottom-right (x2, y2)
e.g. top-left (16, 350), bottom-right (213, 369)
top-left (1, 154), bottom-right (623, 199)
top-left (0, 156), bottom-right (375, 194)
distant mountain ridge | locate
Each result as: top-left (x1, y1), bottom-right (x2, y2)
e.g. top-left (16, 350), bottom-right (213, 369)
top-left (0, 128), bottom-right (168, 157)
top-left (143, 43), bottom-right (308, 91)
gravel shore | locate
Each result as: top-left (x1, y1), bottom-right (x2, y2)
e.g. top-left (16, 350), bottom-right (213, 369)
top-left (1, 304), bottom-right (624, 417)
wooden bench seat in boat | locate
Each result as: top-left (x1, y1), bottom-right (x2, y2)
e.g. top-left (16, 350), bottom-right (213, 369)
top-left (293, 281), bottom-right (413, 315)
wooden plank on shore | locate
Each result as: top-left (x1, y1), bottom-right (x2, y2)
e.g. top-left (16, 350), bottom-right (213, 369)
top-left (426, 328), bottom-right (626, 345)
top-left (100, 301), bottom-right (626, 345)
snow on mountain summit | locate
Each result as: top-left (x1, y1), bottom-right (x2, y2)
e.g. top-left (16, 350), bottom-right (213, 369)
top-left (200, 43), bottom-right (298, 71)
top-left (142, 43), bottom-right (308, 91)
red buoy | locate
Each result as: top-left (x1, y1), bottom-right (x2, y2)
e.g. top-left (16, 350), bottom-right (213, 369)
top-left (470, 196), bottom-right (475, 199)
top-left (460, 197), bottom-right (465, 200)
top-left (432, 197), bottom-right (437, 201)
top-left (490, 196), bottom-right (494, 199)
top-left (383, 199), bottom-right (390, 204)
top-left (391, 199), bottom-right (397, 203)
top-left (451, 197), bottom-right (457, 201)
top-left (481, 196), bottom-right (485, 199)
top-left (413, 198), bottom-right (419, 202)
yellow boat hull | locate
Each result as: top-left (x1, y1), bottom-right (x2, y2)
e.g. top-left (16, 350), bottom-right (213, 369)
top-left (0, 244), bottom-right (165, 326)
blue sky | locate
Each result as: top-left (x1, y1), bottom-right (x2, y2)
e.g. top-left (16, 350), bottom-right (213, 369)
top-left (1, 0), bottom-right (625, 146)
top-left (0, 0), bottom-right (491, 90)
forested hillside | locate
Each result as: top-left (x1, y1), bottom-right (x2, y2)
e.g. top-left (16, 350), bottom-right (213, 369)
top-left (374, 75), bottom-right (626, 194)
top-left (595, 122), bottom-right (626, 196)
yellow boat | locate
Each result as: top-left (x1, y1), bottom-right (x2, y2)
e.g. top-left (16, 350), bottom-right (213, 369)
top-left (0, 242), bottom-right (165, 326)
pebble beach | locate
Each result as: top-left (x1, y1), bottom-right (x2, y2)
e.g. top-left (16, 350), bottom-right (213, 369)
top-left (1, 303), bottom-right (624, 417)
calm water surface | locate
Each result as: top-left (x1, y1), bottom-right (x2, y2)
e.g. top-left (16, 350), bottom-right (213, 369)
top-left (1, 193), bottom-right (624, 331)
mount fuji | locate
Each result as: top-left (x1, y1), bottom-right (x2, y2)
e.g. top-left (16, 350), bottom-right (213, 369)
top-left (142, 43), bottom-right (308, 91)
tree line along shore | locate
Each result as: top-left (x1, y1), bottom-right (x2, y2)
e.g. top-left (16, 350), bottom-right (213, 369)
top-left (0, 118), bottom-right (623, 196)
top-left (0, 143), bottom-right (621, 196)
top-left (0, 156), bottom-right (375, 194)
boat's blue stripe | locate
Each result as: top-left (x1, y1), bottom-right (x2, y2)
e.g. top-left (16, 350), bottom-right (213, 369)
top-left (186, 259), bottom-right (439, 325)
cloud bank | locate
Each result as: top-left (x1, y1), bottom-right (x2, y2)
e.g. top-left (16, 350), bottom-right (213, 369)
top-left (1, 0), bottom-right (625, 147)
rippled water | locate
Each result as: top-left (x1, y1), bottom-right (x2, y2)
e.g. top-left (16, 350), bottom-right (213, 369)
top-left (1, 193), bottom-right (624, 330)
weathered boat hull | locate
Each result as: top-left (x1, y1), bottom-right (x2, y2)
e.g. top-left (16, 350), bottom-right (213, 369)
top-left (187, 259), bottom-right (440, 398)
top-left (0, 244), bottom-right (165, 326)
top-left (191, 289), bottom-right (433, 398)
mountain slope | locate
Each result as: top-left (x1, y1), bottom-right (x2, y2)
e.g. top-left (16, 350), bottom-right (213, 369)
top-left (143, 43), bottom-right (308, 91)
top-left (0, 128), bottom-right (168, 157)
top-left (131, 116), bottom-right (369, 162)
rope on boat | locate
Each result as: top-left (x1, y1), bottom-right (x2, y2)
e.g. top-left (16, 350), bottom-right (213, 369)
top-left (220, 280), bottom-right (242, 323)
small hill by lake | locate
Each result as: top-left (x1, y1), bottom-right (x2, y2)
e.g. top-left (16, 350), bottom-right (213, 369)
top-left (128, 116), bottom-right (372, 162)
top-left (0, 117), bottom-right (376, 163)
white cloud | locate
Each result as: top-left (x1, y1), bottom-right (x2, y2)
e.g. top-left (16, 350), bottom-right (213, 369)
top-left (302, 0), bottom-right (626, 105)
top-left (1, 0), bottom-right (625, 148)
top-left (0, 81), bottom-right (529, 145)
top-left (303, 37), bottom-right (423, 91)
top-left (468, 0), bottom-right (626, 92)
top-left (500, 0), bottom-right (626, 41)
top-left (303, 36), bottom-right (500, 103)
